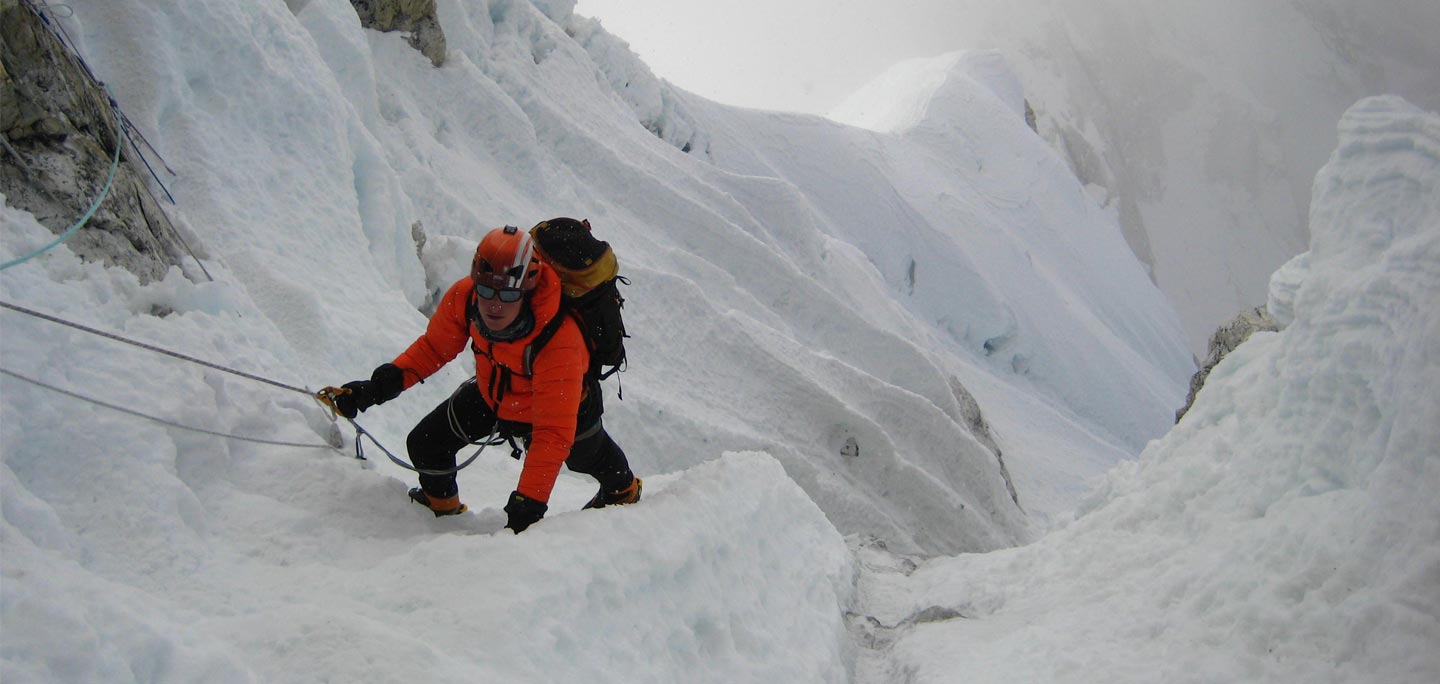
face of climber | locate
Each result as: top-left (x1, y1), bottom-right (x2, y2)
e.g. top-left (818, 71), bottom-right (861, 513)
top-left (471, 226), bottom-right (538, 333)
top-left (476, 289), bottom-right (526, 331)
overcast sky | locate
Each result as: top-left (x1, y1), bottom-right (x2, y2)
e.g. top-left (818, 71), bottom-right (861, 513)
top-left (572, 0), bottom-right (981, 115)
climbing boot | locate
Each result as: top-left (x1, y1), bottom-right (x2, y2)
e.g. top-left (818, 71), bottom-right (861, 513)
top-left (408, 487), bottom-right (468, 517)
top-left (583, 477), bottom-right (642, 510)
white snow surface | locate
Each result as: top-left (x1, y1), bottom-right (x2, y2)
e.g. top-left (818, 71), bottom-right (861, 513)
top-left (829, 51), bottom-right (1026, 136)
top-left (855, 96), bottom-right (1440, 684)
top-left (0, 0), bottom-right (1434, 681)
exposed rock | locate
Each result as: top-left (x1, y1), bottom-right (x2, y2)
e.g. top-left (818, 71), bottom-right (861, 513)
top-left (1, 0), bottom-right (187, 282)
top-left (949, 375), bottom-right (1020, 509)
top-left (348, 0), bottom-right (447, 67)
top-left (1175, 306), bottom-right (1280, 422)
top-left (409, 218), bottom-right (427, 260)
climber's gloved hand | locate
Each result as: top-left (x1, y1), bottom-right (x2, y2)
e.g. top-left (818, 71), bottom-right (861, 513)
top-left (332, 381), bottom-right (374, 419)
top-left (332, 363), bottom-right (405, 418)
top-left (504, 491), bottom-right (548, 534)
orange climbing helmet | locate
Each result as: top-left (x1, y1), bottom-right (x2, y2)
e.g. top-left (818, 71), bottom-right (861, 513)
top-left (472, 226), bottom-right (540, 300)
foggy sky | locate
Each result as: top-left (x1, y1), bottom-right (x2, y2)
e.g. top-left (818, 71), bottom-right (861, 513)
top-left (574, 1), bottom-right (1438, 118)
top-left (573, 0), bottom-right (1440, 351)
top-left (572, 0), bottom-right (980, 115)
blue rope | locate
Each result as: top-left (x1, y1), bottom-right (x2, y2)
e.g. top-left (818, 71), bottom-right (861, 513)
top-left (0, 90), bottom-right (125, 272)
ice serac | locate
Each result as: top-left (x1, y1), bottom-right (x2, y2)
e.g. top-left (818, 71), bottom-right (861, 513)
top-left (882, 95), bottom-right (1440, 683)
top-left (565, 12), bottom-right (708, 156)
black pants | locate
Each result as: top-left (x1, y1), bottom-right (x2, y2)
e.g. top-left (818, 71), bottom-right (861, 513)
top-left (406, 379), bottom-right (632, 499)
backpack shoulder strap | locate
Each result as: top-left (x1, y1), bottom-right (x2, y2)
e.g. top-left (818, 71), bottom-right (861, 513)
top-left (522, 305), bottom-right (583, 376)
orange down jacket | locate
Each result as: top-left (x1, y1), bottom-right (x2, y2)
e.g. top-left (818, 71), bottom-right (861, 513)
top-left (391, 264), bottom-right (588, 503)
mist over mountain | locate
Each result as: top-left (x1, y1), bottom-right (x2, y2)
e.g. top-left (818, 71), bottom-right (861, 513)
top-left (830, 0), bottom-right (1440, 354)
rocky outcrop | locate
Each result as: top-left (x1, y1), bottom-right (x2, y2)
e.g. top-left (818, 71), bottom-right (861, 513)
top-left (1, 0), bottom-right (187, 282)
top-left (1175, 306), bottom-right (1280, 422)
top-left (949, 375), bottom-right (1020, 509)
top-left (348, 0), bottom-right (447, 67)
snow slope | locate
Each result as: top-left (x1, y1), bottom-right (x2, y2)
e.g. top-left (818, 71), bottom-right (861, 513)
top-left (857, 96), bottom-right (1440, 684)
top-left (2, 1), bottom-right (1436, 682)
top-left (11, 0), bottom-right (1192, 548)
top-left (708, 49), bottom-right (1193, 450)
top-left (8, 0), bottom-right (1374, 681)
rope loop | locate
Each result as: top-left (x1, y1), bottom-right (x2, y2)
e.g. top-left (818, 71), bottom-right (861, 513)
top-left (347, 416), bottom-right (497, 476)
top-left (315, 384), bottom-right (505, 475)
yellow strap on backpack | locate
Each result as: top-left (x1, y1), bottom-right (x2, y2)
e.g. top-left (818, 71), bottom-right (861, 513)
top-left (544, 246), bottom-right (617, 298)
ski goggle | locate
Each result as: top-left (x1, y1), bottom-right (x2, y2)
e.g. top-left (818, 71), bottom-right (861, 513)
top-left (474, 282), bottom-right (526, 303)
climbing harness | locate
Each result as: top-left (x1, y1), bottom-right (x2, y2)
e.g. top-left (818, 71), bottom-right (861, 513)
top-left (446, 377), bottom-right (525, 460)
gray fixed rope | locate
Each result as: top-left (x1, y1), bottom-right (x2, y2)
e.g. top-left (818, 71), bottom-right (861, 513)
top-left (0, 368), bottom-right (335, 450)
top-left (0, 300), bottom-right (336, 448)
top-left (0, 301), bottom-right (345, 455)
top-left (0, 300), bottom-right (310, 394)
top-left (2, 299), bottom-right (496, 474)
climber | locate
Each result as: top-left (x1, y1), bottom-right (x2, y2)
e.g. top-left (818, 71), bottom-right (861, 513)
top-left (325, 225), bottom-right (640, 533)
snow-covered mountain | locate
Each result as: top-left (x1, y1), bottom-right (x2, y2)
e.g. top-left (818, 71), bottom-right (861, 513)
top-left (853, 95), bottom-right (1440, 683)
top-left (2, 1), bottom-right (1436, 682)
top-left (830, 0), bottom-right (1440, 356)
top-left (3, 0), bottom-right (1192, 552)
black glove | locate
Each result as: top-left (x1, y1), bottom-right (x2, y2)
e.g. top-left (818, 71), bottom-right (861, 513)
top-left (504, 491), bottom-right (548, 534)
top-left (332, 363), bottom-right (405, 418)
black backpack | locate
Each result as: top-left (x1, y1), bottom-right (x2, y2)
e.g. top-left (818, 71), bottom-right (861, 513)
top-left (523, 218), bottom-right (628, 382)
